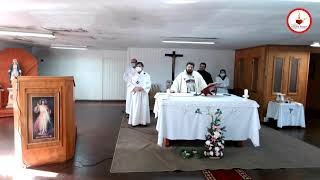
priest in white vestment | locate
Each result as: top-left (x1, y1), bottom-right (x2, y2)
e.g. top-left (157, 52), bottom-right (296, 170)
top-left (170, 62), bottom-right (207, 94)
top-left (123, 58), bottom-right (137, 115)
top-left (215, 69), bottom-right (230, 94)
top-left (128, 62), bottom-right (151, 126)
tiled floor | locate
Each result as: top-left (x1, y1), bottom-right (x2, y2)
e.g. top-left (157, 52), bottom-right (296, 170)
top-left (1, 102), bottom-right (320, 179)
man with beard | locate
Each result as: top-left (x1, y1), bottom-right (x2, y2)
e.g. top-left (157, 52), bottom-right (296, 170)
top-left (197, 62), bottom-right (213, 84)
top-left (170, 62), bottom-right (207, 94)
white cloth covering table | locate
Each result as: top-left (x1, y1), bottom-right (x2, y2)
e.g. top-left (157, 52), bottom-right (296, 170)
top-left (153, 93), bottom-right (261, 147)
top-left (265, 101), bottom-right (305, 128)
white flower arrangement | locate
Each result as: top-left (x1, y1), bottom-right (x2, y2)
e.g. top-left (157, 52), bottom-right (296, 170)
top-left (215, 147), bottom-right (220, 152)
top-left (204, 109), bottom-right (226, 159)
top-left (209, 151), bottom-right (214, 156)
top-left (205, 140), bottom-right (211, 146)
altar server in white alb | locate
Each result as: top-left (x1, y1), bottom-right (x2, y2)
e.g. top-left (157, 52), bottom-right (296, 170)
top-left (215, 69), bottom-right (230, 94)
top-left (123, 58), bottom-right (137, 115)
top-left (128, 62), bottom-right (151, 126)
top-left (170, 62), bottom-right (207, 94)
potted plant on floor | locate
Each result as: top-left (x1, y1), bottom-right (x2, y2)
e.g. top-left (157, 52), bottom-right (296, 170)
top-left (204, 109), bottom-right (226, 159)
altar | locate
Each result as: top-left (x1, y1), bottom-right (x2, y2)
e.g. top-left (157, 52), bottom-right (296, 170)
top-left (153, 93), bottom-right (261, 147)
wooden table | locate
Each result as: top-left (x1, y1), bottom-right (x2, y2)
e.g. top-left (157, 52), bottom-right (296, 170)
top-left (265, 101), bottom-right (305, 128)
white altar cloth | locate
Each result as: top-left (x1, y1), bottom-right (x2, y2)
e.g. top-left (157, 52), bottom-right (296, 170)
top-left (265, 101), bottom-right (305, 128)
top-left (153, 93), bottom-right (261, 147)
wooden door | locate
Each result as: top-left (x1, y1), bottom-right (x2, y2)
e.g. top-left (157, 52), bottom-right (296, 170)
top-left (268, 51), bottom-right (287, 96)
top-left (285, 51), bottom-right (309, 105)
top-left (267, 48), bottom-right (309, 106)
top-left (238, 57), bottom-right (253, 90)
top-left (234, 47), bottom-right (266, 104)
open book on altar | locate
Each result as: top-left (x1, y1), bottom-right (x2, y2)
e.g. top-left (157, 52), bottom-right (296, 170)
top-left (200, 82), bottom-right (222, 96)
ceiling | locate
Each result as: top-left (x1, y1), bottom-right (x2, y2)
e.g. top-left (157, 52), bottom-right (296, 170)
top-left (0, 0), bottom-right (319, 50)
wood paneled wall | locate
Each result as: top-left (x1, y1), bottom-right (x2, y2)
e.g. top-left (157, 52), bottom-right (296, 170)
top-left (0, 48), bottom-right (38, 108)
top-left (234, 45), bottom-right (310, 119)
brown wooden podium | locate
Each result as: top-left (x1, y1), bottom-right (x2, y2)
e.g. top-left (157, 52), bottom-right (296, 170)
top-left (13, 76), bottom-right (76, 167)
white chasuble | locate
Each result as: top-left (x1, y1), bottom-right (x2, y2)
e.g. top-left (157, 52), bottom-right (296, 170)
top-left (123, 66), bottom-right (137, 114)
top-left (128, 71), bottom-right (151, 126)
top-left (170, 70), bottom-right (207, 94)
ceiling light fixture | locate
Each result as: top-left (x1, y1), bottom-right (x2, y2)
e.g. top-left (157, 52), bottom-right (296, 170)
top-left (1, 2), bottom-right (68, 11)
top-left (0, 30), bottom-right (55, 38)
top-left (162, 40), bottom-right (215, 45)
top-left (163, 0), bottom-right (198, 4)
top-left (310, 42), bottom-right (320, 47)
top-left (51, 44), bottom-right (88, 50)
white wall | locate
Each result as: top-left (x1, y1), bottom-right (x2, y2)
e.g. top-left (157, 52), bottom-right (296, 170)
top-left (103, 51), bottom-right (127, 100)
top-left (33, 47), bottom-right (235, 100)
top-left (128, 48), bottom-right (235, 91)
top-left (32, 47), bottom-right (127, 100)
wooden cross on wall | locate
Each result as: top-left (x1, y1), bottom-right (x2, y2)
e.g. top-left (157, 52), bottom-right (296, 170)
top-left (165, 51), bottom-right (183, 81)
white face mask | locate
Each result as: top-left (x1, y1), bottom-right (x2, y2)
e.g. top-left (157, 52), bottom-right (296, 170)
top-left (135, 67), bottom-right (142, 72)
top-left (220, 73), bottom-right (226, 77)
top-left (131, 63), bottom-right (136, 68)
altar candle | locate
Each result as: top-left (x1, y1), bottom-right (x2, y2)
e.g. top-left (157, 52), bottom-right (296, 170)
top-left (244, 89), bottom-right (248, 96)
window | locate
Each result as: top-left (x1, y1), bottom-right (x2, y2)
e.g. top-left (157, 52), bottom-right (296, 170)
top-left (273, 57), bottom-right (284, 93)
top-left (288, 57), bottom-right (300, 93)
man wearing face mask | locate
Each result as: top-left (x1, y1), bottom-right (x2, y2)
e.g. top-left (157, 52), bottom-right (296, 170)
top-left (215, 69), bottom-right (230, 94)
top-left (128, 62), bottom-right (151, 126)
top-left (123, 58), bottom-right (138, 116)
top-left (197, 62), bottom-right (213, 84)
top-left (170, 62), bottom-right (207, 94)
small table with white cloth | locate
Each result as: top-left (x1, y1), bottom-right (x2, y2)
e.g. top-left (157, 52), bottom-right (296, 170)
top-left (265, 101), bottom-right (305, 128)
top-left (153, 93), bottom-right (261, 147)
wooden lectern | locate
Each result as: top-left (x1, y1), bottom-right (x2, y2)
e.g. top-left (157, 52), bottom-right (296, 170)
top-left (13, 76), bottom-right (76, 167)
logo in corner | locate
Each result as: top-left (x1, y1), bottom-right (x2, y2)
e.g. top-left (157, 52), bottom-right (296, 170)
top-left (287, 8), bottom-right (312, 34)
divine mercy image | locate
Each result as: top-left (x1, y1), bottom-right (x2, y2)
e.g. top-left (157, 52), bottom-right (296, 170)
top-left (32, 97), bottom-right (55, 140)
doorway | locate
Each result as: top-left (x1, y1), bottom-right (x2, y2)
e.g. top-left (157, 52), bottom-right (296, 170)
top-left (306, 53), bottom-right (320, 125)
top-left (306, 53), bottom-right (320, 111)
